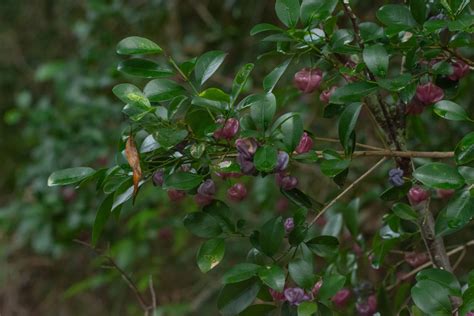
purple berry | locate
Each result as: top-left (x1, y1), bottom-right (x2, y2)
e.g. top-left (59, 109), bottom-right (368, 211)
top-left (275, 151), bottom-right (289, 172)
top-left (388, 168), bottom-right (404, 187)
top-left (235, 138), bottom-right (258, 159)
top-left (284, 287), bottom-right (311, 305)
top-left (294, 68), bottom-right (323, 93)
top-left (320, 86), bottom-right (337, 104)
top-left (167, 189), bottom-right (186, 202)
top-left (284, 217), bottom-right (295, 234)
top-left (408, 186), bottom-right (429, 205)
top-left (152, 170), bottom-right (164, 187)
top-left (332, 288), bottom-right (351, 307)
top-left (416, 82), bottom-right (444, 105)
top-left (227, 183), bottom-right (247, 202)
top-left (295, 132), bottom-right (313, 154)
top-left (448, 59), bottom-right (470, 81)
top-left (197, 179), bottom-right (216, 198)
top-left (275, 173), bottom-right (298, 191)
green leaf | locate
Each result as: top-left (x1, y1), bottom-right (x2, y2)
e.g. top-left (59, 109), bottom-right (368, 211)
top-left (258, 265), bottom-right (286, 292)
top-left (254, 146), bottom-right (278, 173)
top-left (112, 83), bottom-right (151, 108)
top-left (163, 172), bottom-right (204, 190)
top-left (459, 166), bottom-right (474, 184)
top-left (338, 102), bottom-right (362, 155)
top-left (48, 167), bottom-right (95, 186)
top-left (278, 113), bottom-right (304, 152)
top-left (410, 0), bottom-right (428, 24)
top-left (359, 22), bottom-right (385, 42)
top-left (195, 50), bottom-right (227, 86)
top-left (117, 58), bottom-right (173, 78)
top-left (197, 238), bottom-right (225, 273)
top-left (376, 5), bottom-right (416, 28)
top-left (411, 280), bottom-right (452, 315)
top-left (154, 128), bottom-right (188, 149)
top-left (435, 189), bottom-right (474, 236)
top-left (185, 107), bottom-right (215, 137)
top-left (263, 58), bottom-right (292, 93)
top-left (318, 272), bottom-right (346, 301)
top-left (377, 74), bottom-right (413, 92)
top-left (433, 100), bottom-right (470, 121)
top-left (183, 212), bottom-right (223, 238)
top-left (232, 63), bottom-right (254, 104)
top-left (363, 44), bottom-right (389, 77)
top-left (250, 23), bottom-right (283, 36)
top-left (217, 279), bottom-right (261, 316)
top-left (455, 132), bottom-right (474, 165)
top-left (380, 182), bottom-right (412, 201)
top-left (330, 82), bottom-right (378, 104)
top-left (259, 217), bottom-right (285, 257)
top-left (306, 235), bottom-right (339, 258)
top-left (413, 163), bottom-right (465, 189)
top-left (92, 194), bottom-right (114, 246)
top-left (144, 79), bottom-right (185, 102)
top-left (250, 93), bottom-right (276, 131)
top-left (320, 159), bottom-right (350, 178)
top-left (298, 302), bottom-right (318, 316)
top-left (344, 198), bottom-right (360, 237)
top-left (288, 256), bottom-right (315, 289)
top-left (203, 200), bottom-right (235, 233)
top-left (116, 36), bottom-right (162, 55)
top-left (275, 0), bottom-right (300, 27)
top-left (223, 263), bottom-right (261, 284)
top-left (392, 203), bottom-right (418, 222)
top-left (239, 304), bottom-right (277, 316)
top-left (416, 268), bottom-right (461, 297)
top-left (300, 0), bottom-right (338, 24)
top-left (281, 188), bottom-right (322, 210)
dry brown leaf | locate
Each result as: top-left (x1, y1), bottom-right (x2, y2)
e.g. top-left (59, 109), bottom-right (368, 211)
top-left (125, 134), bottom-right (142, 202)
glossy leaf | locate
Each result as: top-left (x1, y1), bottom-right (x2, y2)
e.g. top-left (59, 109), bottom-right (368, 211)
top-left (275, 0), bottom-right (300, 27)
top-left (184, 212), bottom-right (223, 238)
top-left (330, 82), bottom-right (378, 104)
top-left (116, 36), bottom-right (162, 55)
top-left (163, 172), bottom-right (204, 190)
top-left (338, 102), bottom-right (362, 155)
top-left (435, 189), bottom-right (474, 236)
top-left (217, 278), bottom-right (261, 316)
top-left (222, 263), bottom-right (261, 284)
top-left (306, 235), bottom-right (339, 258)
top-left (250, 93), bottom-right (276, 131)
top-left (298, 302), bottom-right (318, 316)
top-left (300, 0), bottom-right (338, 24)
top-left (392, 203), bottom-right (418, 222)
top-left (318, 272), bottom-right (346, 301)
top-left (48, 167), bottom-right (95, 186)
top-left (195, 50), bottom-right (227, 86)
top-left (278, 113), bottom-right (304, 152)
top-left (433, 100), bottom-right (470, 121)
top-left (250, 23), bottom-right (283, 36)
top-left (416, 268), bottom-right (461, 297)
top-left (288, 256), bottom-right (315, 289)
top-left (259, 217), bottom-right (285, 257)
top-left (117, 58), bottom-right (173, 78)
top-left (376, 5), bottom-right (416, 28)
top-left (92, 194), bottom-right (114, 246)
top-left (231, 63), bottom-right (254, 104)
top-left (455, 132), bottom-right (474, 165)
top-left (263, 58), bottom-right (292, 93)
top-left (410, 0), bottom-right (428, 24)
top-left (239, 304), bottom-right (277, 316)
top-left (144, 79), bottom-right (185, 102)
top-left (413, 163), bottom-right (464, 189)
top-left (411, 280), bottom-right (452, 315)
top-left (363, 44), bottom-right (389, 77)
top-left (254, 146), bottom-right (278, 173)
top-left (197, 238), bottom-right (225, 273)
top-left (258, 265), bottom-right (285, 292)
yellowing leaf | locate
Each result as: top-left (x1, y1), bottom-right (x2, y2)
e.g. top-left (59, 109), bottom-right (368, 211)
top-left (125, 134), bottom-right (142, 202)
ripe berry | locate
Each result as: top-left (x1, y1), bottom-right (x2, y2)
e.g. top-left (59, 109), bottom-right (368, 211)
top-left (294, 68), bottom-right (323, 93)
top-left (284, 287), bottom-right (311, 305)
top-left (388, 168), bottom-right (404, 187)
top-left (416, 82), bottom-right (444, 105)
top-left (152, 170), bottom-right (164, 187)
top-left (295, 132), bottom-right (313, 154)
top-left (332, 288), bottom-right (351, 307)
top-left (284, 217), bottom-right (295, 234)
top-left (275, 173), bottom-right (298, 190)
top-left (448, 59), bottom-right (469, 81)
top-left (167, 189), bottom-right (186, 202)
top-left (227, 183), bottom-right (247, 202)
top-left (408, 186), bottom-right (429, 205)
top-left (275, 151), bottom-right (289, 172)
top-left (320, 86), bottom-right (337, 104)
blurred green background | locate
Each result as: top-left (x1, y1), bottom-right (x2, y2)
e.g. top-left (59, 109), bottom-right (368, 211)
top-left (1, 1), bottom-right (473, 316)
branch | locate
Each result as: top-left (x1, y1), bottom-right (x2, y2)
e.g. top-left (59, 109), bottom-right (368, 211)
top-left (341, 0), bottom-right (363, 49)
top-left (386, 240), bottom-right (474, 291)
top-left (74, 240), bottom-right (151, 314)
top-left (309, 157), bottom-right (387, 227)
top-left (315, 150), bottom-right (454, 159)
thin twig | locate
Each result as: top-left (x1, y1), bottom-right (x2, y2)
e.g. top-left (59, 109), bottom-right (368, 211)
top-left (315, 150), bottom-right (454, 159)
top-left (309, 157), bottom-right (387, 227)
top-left (314, 136), bottom-right (383, 151)
top-left (74, 239), bottom-right (150, 313)
top-left (149, 276), bottom-right (157, 315)
top-left (387, 240), bottom-right (474, 291)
